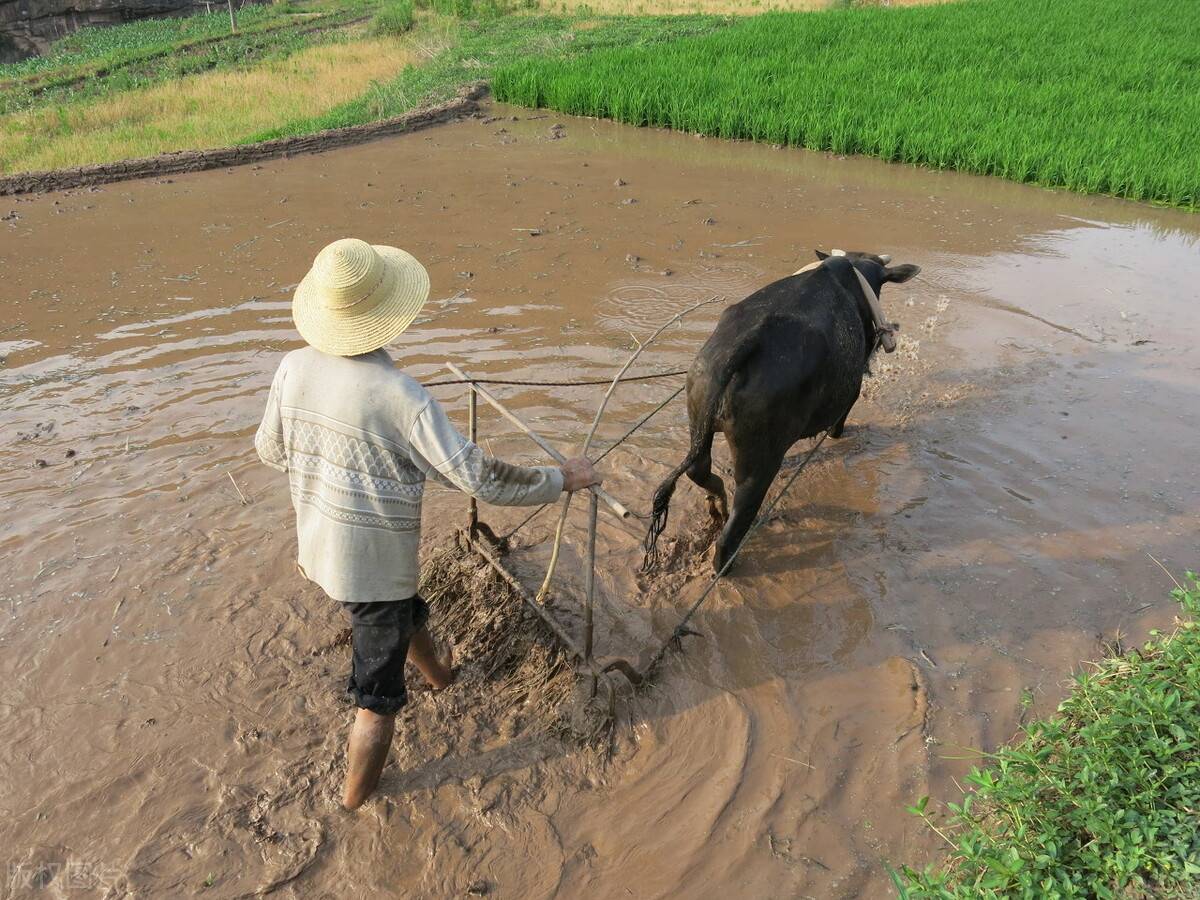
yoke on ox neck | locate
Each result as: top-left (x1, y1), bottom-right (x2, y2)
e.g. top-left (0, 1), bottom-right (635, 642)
top-left (791, 256), bottom-right (897, 353)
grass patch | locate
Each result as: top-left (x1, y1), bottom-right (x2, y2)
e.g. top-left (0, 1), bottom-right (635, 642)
top-left (248, 12), bottom-right (729, 141)
top-left (1, 4), bottom-right (731, 170)
top-left (0, 0), bottom-right (379, 116)
top-left (373, 0), bottom-right (417, 35)
top-left (897, 573), bottom-right (1200, 897)
top-left (0, 37), bottom-right (416, 172)
top-left (494, 0), bottom-right (1200, 207)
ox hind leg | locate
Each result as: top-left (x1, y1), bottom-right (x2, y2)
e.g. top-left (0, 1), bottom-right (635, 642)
top-left (684, 429), bottom-right (728, 523)
top-left (829, 385), bottom-right (860, 439)
top-left (712, 435), bottom-right (788, 574)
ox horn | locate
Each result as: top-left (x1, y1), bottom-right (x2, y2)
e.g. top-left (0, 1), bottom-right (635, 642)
top-left (879, 253), bottom-right (892, 264)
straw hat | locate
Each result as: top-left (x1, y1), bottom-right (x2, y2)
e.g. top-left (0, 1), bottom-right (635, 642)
top-left (293, 238), bottom-right (430, 356)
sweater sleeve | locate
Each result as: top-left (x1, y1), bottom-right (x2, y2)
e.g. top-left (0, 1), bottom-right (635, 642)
top-left (407, 396), bottom-right (564, 506)
top-left (254, 362), bottom-right (288, 473)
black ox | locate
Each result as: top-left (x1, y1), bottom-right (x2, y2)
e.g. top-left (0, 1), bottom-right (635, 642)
top-left (643, 249), bottom-right (920, 573)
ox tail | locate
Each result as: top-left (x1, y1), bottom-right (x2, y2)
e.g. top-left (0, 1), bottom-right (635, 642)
top-left (641, 434), bottom-right (708, 572)
top-left (642, 354), bottom-right (743, 572)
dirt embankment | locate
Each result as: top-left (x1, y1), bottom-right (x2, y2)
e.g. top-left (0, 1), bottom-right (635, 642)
top-left (0, 81), bottom-right (488, 196)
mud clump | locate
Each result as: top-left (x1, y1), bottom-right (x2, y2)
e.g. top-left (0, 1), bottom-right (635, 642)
top-left (405, 538), bottom-right (602, 747)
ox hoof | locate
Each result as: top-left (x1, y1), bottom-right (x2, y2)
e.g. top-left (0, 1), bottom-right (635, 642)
top-left (706, 497), bottom-right (728, 523)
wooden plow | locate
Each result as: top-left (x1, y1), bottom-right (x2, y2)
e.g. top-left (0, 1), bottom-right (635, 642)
top-left (452, 367), bottom-right (646, 718)
top-left (441, 298), bottom-right (720, 720)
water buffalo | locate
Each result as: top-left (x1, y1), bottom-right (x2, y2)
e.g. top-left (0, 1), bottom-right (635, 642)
top-left (643, 249), bottom-right (920, 573)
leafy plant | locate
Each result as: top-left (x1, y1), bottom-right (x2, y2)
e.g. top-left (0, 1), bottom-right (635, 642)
top-left (897, 573), bottom-right (1200, 898)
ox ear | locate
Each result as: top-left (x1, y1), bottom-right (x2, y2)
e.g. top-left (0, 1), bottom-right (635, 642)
top-left (814, 249), bottom-right (830, 261)
top-left (885, 264), bottom-right (921, 283)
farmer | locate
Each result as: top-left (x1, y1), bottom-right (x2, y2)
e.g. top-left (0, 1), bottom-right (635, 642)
top-left (254, 238), bottom-right (601, 809)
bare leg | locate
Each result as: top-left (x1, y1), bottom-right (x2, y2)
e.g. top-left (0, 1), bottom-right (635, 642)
top-left (343, 709), bottom-right (395, 810)
top-left (407, 626), bottom-right (455, 690)
top-left (341, 629), bottom-right (454, 810)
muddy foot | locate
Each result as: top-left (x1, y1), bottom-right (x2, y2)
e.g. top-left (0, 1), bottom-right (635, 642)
top-left (411, 644), bottom-right (456, 693)
top-left (433, 644), bottom-right (456, 691)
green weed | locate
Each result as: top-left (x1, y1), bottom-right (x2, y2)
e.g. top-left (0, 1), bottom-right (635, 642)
top-left (432, 0), bottom-right (476, 17)
top-left (373, 0), bottom-right (416, 35)
top-left (899, 573), bottom-right (1200, 897)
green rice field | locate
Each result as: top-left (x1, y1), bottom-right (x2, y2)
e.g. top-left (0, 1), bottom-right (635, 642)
top-left (493, 0), bottom-right (1200, 208)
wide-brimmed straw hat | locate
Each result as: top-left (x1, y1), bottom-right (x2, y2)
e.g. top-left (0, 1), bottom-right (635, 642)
top-left (293, 238), bottom-right (430, 356)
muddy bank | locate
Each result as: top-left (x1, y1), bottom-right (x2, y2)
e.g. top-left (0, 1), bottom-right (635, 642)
top-left (1, 105), bottom-right (1198, 898)
top-left (0, 82), bottom-right (487, 196)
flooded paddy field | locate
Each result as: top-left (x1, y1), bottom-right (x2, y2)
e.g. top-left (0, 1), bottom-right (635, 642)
top-left (1, 106), bottom-right (1197, 898)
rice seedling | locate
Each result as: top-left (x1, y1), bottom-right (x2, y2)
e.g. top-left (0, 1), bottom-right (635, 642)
top-left (494, 0), bottom-right (1200, 207)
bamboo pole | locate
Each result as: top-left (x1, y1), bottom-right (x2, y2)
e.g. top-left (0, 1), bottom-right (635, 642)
top-left (584, 491), bottom-right (599, 695)
top-left (584, 491), bottom-right (598, 660)
top-left (467, 388), bottom-right (478, 536)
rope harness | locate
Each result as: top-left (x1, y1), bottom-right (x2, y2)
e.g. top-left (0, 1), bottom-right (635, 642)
top-left (454, 254), bottom-right (894, 689)
top-left (794, 250), bottom-right (898, 353)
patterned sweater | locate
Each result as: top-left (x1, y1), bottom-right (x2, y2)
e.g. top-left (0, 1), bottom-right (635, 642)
top-left (255, 347), bottom-right (563, 602)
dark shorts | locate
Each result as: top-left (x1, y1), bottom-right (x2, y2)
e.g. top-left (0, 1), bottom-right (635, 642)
top-left (341, 596), bottom-right (430, 715)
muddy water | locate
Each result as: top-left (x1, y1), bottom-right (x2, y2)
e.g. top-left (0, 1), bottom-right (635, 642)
top-left (2, 107), bottom-right (1198, 898)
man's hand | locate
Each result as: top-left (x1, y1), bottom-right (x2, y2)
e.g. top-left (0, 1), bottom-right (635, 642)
top-left (560, 457), bottom-right (602, 493)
